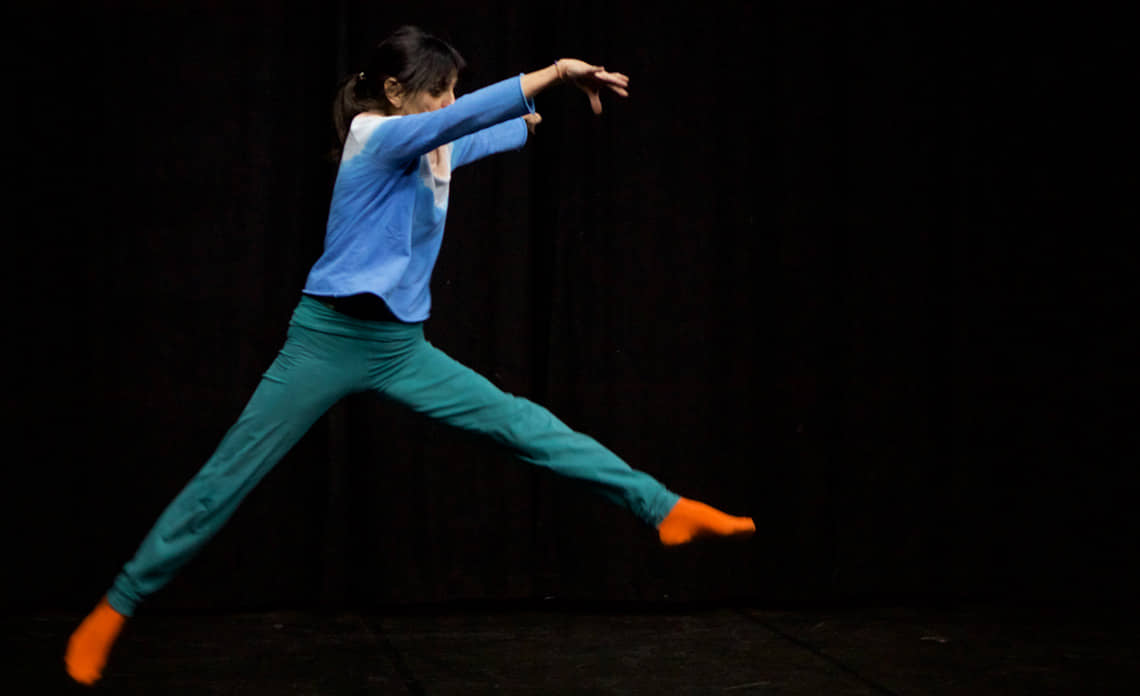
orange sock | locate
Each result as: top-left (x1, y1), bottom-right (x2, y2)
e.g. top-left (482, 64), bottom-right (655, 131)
top-left (64, 596), bottom-right (127, 686)
top-left (657, 497), bottom-right (756, 546)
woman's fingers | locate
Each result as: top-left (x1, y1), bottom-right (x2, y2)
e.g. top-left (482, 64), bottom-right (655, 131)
top-left (588, 88), bottom-right (603, 114)
top-left (596, 70), bottom-right (630, 88)
top-left (564, 61), bottom-right (630, 113)
top-left (585, 70), bottom-right (629, 90)
top-left (580, 71), bottom-right (629, 104)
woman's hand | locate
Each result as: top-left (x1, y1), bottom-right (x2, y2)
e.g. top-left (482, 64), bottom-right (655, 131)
top-left (554, 59), bottom-right (630, 114)
top-left (523, 112), bottom-right (542, 134)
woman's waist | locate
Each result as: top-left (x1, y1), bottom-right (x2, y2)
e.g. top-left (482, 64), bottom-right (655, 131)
top-left (303, 292), bottom-right (408, 323)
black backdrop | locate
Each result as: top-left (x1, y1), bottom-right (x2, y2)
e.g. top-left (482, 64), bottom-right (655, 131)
top-left (6, 1), bottom-right (1137, 614)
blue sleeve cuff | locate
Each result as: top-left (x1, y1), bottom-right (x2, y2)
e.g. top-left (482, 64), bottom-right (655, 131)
top-left (517, 73), bottom-right (537, 114)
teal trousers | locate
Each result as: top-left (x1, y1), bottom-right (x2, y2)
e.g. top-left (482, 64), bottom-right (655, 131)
top-left (105, 295), bottom-right (679, 616)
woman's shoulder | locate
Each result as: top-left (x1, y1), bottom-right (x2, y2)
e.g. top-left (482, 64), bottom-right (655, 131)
top-left (342, 112), bottom-right (414, 165)
top-left (353, 110), bottom-right (396, 121)
top-left (350, 111), bottom-right (398, 132)
top-left (344, 112), bottom-right (401, 159)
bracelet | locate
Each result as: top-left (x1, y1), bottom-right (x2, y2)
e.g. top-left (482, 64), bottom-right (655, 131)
top-left (553, 59), bottom-right (565, 82)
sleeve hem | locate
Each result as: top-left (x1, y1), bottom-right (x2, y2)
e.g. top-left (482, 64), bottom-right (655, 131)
top-left (517, 73), bottom-right (537, 114)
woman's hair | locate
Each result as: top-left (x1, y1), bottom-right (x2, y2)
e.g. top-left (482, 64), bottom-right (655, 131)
top-left (331, 26), bottom-right (466, 160)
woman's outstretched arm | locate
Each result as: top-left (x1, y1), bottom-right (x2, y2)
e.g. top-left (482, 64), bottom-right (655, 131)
top-left (367, 59), bottom-right (629, 167)
top-left (449, 59), bottom-right (625, 169)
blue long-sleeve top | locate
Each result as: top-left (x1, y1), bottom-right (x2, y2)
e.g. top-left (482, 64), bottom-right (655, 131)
top-left (303, 75), bottom-right (536, 321)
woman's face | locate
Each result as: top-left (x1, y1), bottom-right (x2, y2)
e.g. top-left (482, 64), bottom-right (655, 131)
top-left (400, 73), bottom-right (458, 114)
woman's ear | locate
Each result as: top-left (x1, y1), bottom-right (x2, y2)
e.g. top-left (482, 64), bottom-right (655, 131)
top-left (384, 77), bottom-right (404, 111)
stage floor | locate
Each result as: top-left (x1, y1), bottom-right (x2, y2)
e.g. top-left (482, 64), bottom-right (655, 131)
top-left (13, 602), bottom-right (1137, 694)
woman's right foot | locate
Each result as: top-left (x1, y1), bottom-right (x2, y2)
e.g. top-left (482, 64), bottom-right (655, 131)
top-left (657, 497), bottom-right (756, 546)
top-left (64, 596), bottom-right (126, 686)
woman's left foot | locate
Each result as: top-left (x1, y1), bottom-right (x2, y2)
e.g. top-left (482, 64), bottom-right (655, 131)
top-left (657, 497), bottom-right (755, 546)
top-left (64, 596), bottom-right (126, 686)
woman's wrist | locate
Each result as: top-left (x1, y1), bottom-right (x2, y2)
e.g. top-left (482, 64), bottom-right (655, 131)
top-left (520, 63), bottom-right (563, 99)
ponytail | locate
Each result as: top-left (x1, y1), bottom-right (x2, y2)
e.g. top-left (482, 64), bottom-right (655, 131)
top-left (330, 72), bottom-right (382, 162)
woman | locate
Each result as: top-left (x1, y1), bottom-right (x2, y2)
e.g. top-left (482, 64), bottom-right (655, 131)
top-left (65, 26), bottom-right (755, 686)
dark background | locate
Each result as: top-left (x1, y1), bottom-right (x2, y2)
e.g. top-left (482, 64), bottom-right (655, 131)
top-left (5, 1), bottom-right (1136, 614)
